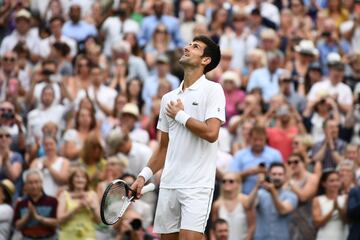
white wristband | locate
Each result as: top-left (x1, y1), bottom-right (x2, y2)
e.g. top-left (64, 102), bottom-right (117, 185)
top-left (138, 167), bottom-right (153, 182)
top-left (175, 110), bottom-right (190, 126)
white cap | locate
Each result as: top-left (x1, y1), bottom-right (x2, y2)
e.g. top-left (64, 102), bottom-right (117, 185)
top-left (221, 71), bottom-right (241, 88)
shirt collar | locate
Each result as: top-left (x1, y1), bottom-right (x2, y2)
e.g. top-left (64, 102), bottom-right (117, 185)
top-left (177, 75), bottom-right (206, 94)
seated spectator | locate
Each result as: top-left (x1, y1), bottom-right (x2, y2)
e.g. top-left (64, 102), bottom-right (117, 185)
top-left (57, 166), bottom-right (100, 240)
top-left (14, 169), bottom-right (58, 240)
top-left (126, 78), bottom-right (145, 115)
top-left (119, 103), bottom-right (149, 145)
top-left (108, 59), bottom-right (128, 93)
top-left (107, 128), bottom-right (151, 176)
top-left (312, 119), bottom-right (347, 169)
top-left (212, 218), bottom-right (229, 240)
top-left (312, 169), bottom-right (348, 240)
top-left (343, 144), bottom-right (360, 184)
top-left (288, 153), bottom-right (319, 240)
top-left (101, 93), bottom-right (127, 136)
top-left (231, 126), bottom-right (283, 194)
top-left (0, 127), bottom-right (23, 198)
top-left (30, 136), bottom-right (70, 197)
top-left (0, 179), bottom-right (15, 239)
top-left (248, 162), bottom-right (298, 240)
top-left (212, 172), bottom-right (255, 240)
top-left (80, 132), bottom-right (107, 189)
top-left (278, 71), bottom-right (306, 113)
top-left (61, 107), bottom-right (97, 161)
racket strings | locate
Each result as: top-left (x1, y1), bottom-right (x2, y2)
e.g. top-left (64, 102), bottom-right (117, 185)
top-left (103, 184), bottom-right (129, 224)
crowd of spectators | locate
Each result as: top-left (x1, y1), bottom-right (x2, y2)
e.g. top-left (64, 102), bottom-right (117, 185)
top-left (0, 0), bottom-right (360, 239)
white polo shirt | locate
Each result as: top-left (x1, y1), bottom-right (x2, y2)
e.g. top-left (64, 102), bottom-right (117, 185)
top-left (157, 75), bottom-right (226, 189)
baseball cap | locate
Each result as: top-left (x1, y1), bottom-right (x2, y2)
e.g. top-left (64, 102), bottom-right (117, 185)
top-left (276, 105), bottom-right (290, 116)
top-left (156, 54), bottom-right (169, 64)
top-left (121, 103), bottom-right (139, 119)
top-left (221, 71), bottom-right (241, 87)
top-left (16, 9), bottom-right (31, 20)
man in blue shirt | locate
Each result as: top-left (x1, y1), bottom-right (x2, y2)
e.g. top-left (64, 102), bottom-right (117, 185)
top-left (231, 126), bottom-right (283, 194)
top-left (138, 0), bottom-right (184, 48)
top-left (248, 162), bottom-right (298, 240)
top-left (247, 50), bottom-right (284, 102)
top-left (62, 4), bottom-right (97, 46)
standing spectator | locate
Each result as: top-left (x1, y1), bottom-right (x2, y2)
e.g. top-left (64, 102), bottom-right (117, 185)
top-left (267, 104), bottom-right (304, 162)
top-left (247, 50), bottom-right (285, 102)
top-left (30, 136), bottom-right (70, 197)
top-left (220, 71), bottom-right (245, 123)
top-left (0, 9), bottom-right (41, 58)
top-left (231, 126), bottom-right (283, 194)
top-left (106, 128), bottom-right (151, 176)
top-left (288, 153), bottom-right (319, 240)
top-left (61, 107), bottom-right (97, 161)
top-left (248, 162), bottom-right (298, 240)
top-left (212, 218), bottom-right (229, 240)
top-left (62, 3), bottom-right (97, 47)
top-left (14, 169), bottom-right (58, 240)
top-left (138, 0), bottom-right (184, 49)
top-left (219, 11), bottom-right (258, 72)
top-left (100, 0), bottom-right (139, 58)
top-left (40, 16), bottom-right (77, 59)
top-left (312, 119), bottom-right (347, 169)
top-left (212, 172), bottom-right (255, 240)
top-left (111, 40), bottom-right (149, 83)
top-left (57, 167), bottom-right (100, 240)
top-left (0, 127), bottom-right (23, 198)
top-left (0, 179), bottom-right (14, 240)
top-left (142, 54), bottom-right (180, 115)
top-left (312, 169), bottom-right (348, 240)
top-left (347, 185), bottom-right (360, 240)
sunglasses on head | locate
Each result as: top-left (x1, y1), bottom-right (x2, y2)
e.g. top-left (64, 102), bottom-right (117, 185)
top-left (288, 159), bottom-right (300, 165)
top-left (222, 179), bottom-right (236, 184)
top-left (0, 134), bottom-right (11, 139)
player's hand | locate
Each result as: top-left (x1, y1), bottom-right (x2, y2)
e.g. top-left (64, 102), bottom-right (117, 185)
top-left (131, 177), bottom-right (145, 199)
top-left (166, 99), bottom-right (184, 119)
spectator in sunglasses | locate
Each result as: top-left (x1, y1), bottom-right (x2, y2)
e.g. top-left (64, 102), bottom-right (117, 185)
top-left (0, 127), bottom-right (24, 199)
top-left (212, 172), bottom-right (255, 240)
top-left (287, 153), bottom-right (319, 240)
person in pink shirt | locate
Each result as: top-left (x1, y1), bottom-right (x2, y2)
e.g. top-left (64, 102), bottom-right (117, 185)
top-left (267, 104), bottom-right (305, 162)
top-left (220, 71), bottom-right (245, 125)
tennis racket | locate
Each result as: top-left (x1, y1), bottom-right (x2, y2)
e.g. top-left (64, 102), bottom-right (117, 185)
top-left (100, 179), bottom-right (155, 225)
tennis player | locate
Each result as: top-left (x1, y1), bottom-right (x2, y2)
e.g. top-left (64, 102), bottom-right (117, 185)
top-left (132, 35), bottom-right (225, 240)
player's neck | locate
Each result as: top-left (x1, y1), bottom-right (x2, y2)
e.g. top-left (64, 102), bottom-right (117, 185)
top-left (182, 68), bottom-right (204, 90)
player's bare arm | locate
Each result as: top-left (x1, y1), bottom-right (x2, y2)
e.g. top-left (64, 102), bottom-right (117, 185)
top-left (131, 131), bottom-right (168, 198)
top-left (166, 99), bottom-right (222, 143)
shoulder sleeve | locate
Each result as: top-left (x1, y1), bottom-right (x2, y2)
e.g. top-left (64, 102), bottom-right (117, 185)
top-left (156, 96), bottom-right (169, 132)
top-left (205, 84), bottom-right (226, 123)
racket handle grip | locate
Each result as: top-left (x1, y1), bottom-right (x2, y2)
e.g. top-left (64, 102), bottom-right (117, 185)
top-left (141, 183), bottom-right (155, 194)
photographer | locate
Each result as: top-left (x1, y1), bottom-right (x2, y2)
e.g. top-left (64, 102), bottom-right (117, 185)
top-left (247, 162), bottom-right (298, 240)
top-left (0, 101), bottom-right (25, 153)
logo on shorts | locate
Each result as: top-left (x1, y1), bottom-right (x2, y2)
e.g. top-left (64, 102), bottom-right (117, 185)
top-left (192, 102), bottom-right (199, 106)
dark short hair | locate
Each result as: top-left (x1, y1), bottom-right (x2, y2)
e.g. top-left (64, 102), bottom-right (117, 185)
top-left (49, 16), bottom-right (65, 24)
top-left (193, 35), bottom-right (221, 74)
top-left (213, 218), bottom-right (228, 229)
top-left (269, 162), bottom-right (286, 172)
top-left (249, 125), bottom-right (267, 137)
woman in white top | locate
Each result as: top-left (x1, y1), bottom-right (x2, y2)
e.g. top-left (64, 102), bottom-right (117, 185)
top-left (0, 179), bottom-right (14, 240)
top-left (212, 173), bottom-right (255, 240)
top-left (312, 169), bottom-right (348, 240)
top-left (31, 136), bottom-right (70, 197)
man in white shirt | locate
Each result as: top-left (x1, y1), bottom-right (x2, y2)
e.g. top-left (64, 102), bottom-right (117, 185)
top-left (100, 0), bottom-right (139, 57)
top-left (307, 58), bottom-right (352, 115)
top-left (39, 16), bottom-right (77, 58)
top-left (0, 9), bottom-right (41, 57)
top-left (75, 65), bottom-right (117, 120)
top-left (132, 36), bottom-right (225, 240)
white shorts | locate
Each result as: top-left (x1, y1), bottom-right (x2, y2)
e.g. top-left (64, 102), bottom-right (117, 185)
top-left (153, 187), bottom-right (214, 234)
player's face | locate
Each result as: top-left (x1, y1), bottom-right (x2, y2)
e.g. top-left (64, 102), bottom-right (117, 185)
top-left (179, 41), bottom-right (209, 67)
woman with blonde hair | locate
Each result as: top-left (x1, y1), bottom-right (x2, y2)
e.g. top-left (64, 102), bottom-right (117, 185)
top-left (212, 172), bottom-right (255, 240)
top-left (57, 166), bottom-right (100, 240)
